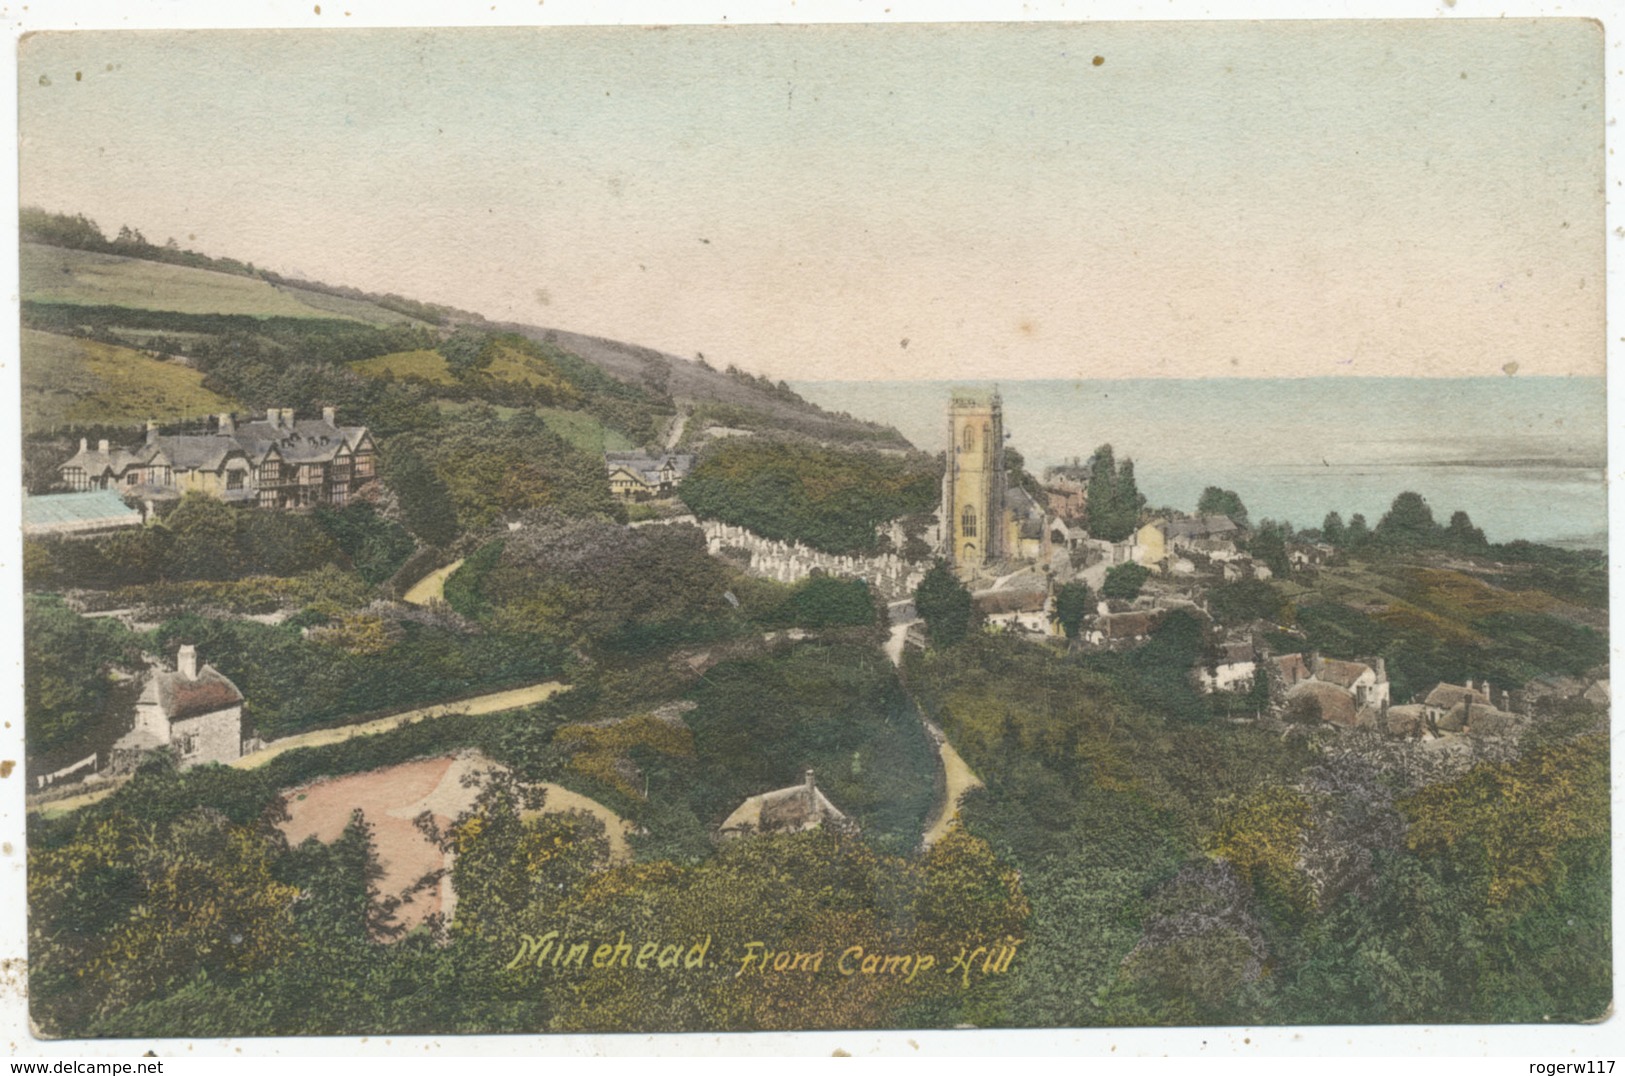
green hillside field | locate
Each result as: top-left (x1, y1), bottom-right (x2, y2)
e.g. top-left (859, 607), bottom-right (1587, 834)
top-left (21, 242), bottom-right (417, 325)
top-left (351, 348), bottom-right (457, 385)
top-left (20, 328), bottom-right (240, 434)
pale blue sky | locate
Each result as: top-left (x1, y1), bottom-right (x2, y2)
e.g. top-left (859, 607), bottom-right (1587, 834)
top-left (18, 20), bottom-right (1605, 380)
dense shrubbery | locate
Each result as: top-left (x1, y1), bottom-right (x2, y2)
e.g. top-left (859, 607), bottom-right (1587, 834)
top-left (905, 632), bottom-right (1611, 1026)
top-left (24, 595), bottom-right (146, 759)
top-left (149, 611), bottom-right (568, 739)
top-left (389, 412), bottom-right (625, 536)
top-left (475, 512), bottom-right (736, 652)
top-left (313, 503), bottom-right (416, 584)
top-left (25, 494), bottom-right (351, 591)
top-left (681, 641), bottom-right (937, 853)
top-left (679, 439), bottom-right (940, 555)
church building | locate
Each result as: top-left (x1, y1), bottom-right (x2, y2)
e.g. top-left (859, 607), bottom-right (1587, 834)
top-left (941, 389), bottom-right (1007, 572)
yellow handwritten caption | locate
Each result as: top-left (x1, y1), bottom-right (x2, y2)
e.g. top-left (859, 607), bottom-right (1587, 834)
top-left (504, 931), bottom-right (1022, 987)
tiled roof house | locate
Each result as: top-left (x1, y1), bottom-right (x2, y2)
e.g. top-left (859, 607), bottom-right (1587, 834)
top-left (60, 408), bottom-right (375, 509)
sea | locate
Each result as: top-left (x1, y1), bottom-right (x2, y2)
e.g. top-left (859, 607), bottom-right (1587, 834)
top-left (790, 378), bottom-right (1608, 550)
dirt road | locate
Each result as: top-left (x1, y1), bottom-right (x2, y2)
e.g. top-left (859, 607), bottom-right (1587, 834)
top-left (28, 680), bottom-right (569, 818)
top-left (403, 559), bottom-right (465, 605)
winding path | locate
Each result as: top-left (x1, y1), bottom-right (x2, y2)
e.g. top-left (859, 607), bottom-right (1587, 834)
top-left (403, 558), bottom-right (465, 605)
top-left (27, 680), bottom-right (569, 818)
top-left (884, 608), bottom-right (984, 848)
top-left (920, 723), bottom-right (984, 848)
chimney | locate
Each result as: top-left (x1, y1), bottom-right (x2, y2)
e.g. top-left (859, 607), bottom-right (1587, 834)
top-left (804, 769), bottom-right (816, 793)
top-left (177, 645), bottom-right (199, 681)
top-left (267, 408), bottom-right (280, 427)
top-left (79, 437), bottom-right (87, 453)
top-left (218, 412), bottom-right (234, 435)
top-left (145, 420), bottom-right (158, 445)
top-left (97, 439), bottom-right (110, 454)
top-left (322, 406), bottom-right (336, 426)
top-left (281, 408), bottom-right (296, 426)
top-left (1374, 657), bottom-right (1387, 684)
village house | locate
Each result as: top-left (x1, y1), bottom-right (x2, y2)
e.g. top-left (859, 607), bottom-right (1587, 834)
top-left (110, 645), bottom-right (245, 772)
top-left (973, 584), bottom-right (1057, 637)
top-left (1382, 703), bottom-right (1428, 738)
top-left (1195, 640), bottom-right (1259, 693)
top-left (1085, 608), bottom-right (1164, 649)
top-left (1040, 462), bottom-right (1089, 522)
top-left (1002, 487), bottom-right (1052, 563)
top-left (604, 451), bottom-right (694, 499)
top-left (1129, 520), bottom-right (1170, 571)
top-left (1166, 515), bottom-right (1240, 551)
top-left (1274, 652), bottom-right (1390, 727)
top-left (22, 488), bottom-right (144, 539)
top-left (58, 408), bottom-right (376, 509)
top-left (1421, 680), bottom-right (1494, 722)
top-left (1221, 556), bottom-right (1271, 582)
top-left (719, 770), bottom-right (853, 839)
top-left (1389, 684), bottom-right (1523, 738)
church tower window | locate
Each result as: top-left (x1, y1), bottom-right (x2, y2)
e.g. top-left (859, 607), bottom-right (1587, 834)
top-left (961, 505), bottom-right (977, 538)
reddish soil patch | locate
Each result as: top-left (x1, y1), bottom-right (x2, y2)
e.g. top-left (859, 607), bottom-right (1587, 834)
top-left (279, 755), bottom-right (472, 934)
top-left (277, 752), bottom-right (633, 938)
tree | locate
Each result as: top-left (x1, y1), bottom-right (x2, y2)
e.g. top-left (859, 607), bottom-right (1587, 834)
top-left (1082, 445), bottom-right (1143, 543)
top-left (1345, 513), bottom-right (1370, 548)
top-left (1101, 561), bottom-right (1150, 600)
top-left (1375, 491), bottom-right (1437, 548)
top-left (1197, 487), bottom-right (1250, 530)
top-left (1444, 510), bottom-right (1487, 550)
top-left (1247, 521), bottom-right (1291, 578)
top-left (161, 492), bottom-right (240, 581)
top-left (1248, 652), bottom-right (1274, 714)
top-left (1321, 511), bottom-right (1346, 548)
top-left (384, 444), bottom-right (459, 547)
top-left (914, 559), bottom-right (975, 647)
top-left (24, 596), bottom-right (144, 756)
top-left (1050, 580), bottom-right (1093, 641)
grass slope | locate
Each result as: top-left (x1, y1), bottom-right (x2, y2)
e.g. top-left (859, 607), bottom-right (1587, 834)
top-left (21, 328), bottom-right (239, 433)
top-left (351, 348), bottom-right (456, 385)
top-left (21, 242), bottom-right (417, 325)
top-left (537, 407), bottom-right (634, 454)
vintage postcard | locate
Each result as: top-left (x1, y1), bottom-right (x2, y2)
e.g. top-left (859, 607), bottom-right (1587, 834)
top-left (6, 15), bottom-right (1612, 1048)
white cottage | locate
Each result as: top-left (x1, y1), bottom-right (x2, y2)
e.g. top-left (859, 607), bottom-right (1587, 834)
top-left (111, 645), bottom-right (245, 771)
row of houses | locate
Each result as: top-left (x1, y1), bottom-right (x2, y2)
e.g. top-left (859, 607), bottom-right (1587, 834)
top-left (58, 408), bottom-right (377, 510)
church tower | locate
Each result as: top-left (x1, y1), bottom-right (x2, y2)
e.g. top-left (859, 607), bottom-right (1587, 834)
top-left (941, 388), bottom-right (1005, 574)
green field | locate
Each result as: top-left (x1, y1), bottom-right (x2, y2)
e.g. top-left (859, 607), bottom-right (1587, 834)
top-left (351, 348), bottom-right (456, 385)
top-left (20, 242), bottom-right (411, 323)
top-left (21, 328), bottom-right (240, 433)
top-left (537, 406), bottom-right (634, 454)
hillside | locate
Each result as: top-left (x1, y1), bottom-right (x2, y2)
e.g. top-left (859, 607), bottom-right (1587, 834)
top-left (483, 320), bottom-right (913, 449)
top-left (19, 213), bottom-right (914, 455)
top-left (20, 328), bottom-right (240, 434)
top-left (21, 242), bottom-right (429, 326)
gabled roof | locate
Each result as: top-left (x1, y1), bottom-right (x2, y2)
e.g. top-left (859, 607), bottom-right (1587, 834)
top-left (22, 490), bottom-right (142, 535)
top-left (60, 443), bottom-right (146, 477)
top-left (1288, 679), bottom-right (1358, 726)
top-left (1168, 515), bottom-right (1238, 540)
top-left (720, 773), bottom-right (850, 837)
top-left (1274, 653), bottom-right (1312, 686)
top-left (1425, 683), bottom-right (1489, 710)
top-left (140, 663), bottom-right (244, 721)
top-left (1315, 658), bottom-right (1375, 689)
top-left (152, 434), bottom-right (244, 472)
top-left (604, 452), bottom-right (693, 486)
top-left (973, 586), bottom-right (1047, 616)
top-left (1098, 610), bottom-right (1159, 638)
top-left (233, 417), bottom-right (354, 464)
